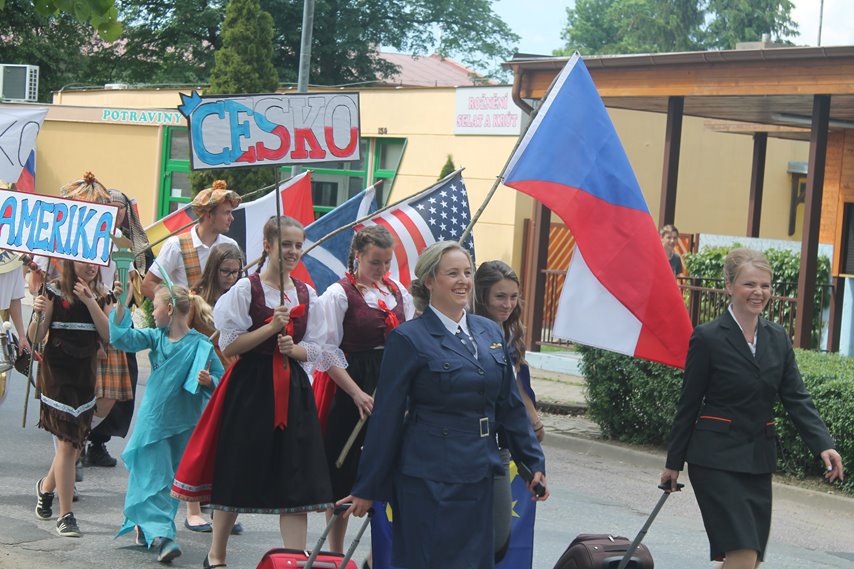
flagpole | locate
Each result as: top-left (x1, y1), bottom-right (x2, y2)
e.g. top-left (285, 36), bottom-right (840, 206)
top-left (458, 63), bottom-right (568, 245)
top-left (301, 168), bottom-right (465, 256)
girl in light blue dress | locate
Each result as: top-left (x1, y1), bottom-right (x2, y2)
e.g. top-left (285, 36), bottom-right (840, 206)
top-left (111, 277), bottom-right (224, 563)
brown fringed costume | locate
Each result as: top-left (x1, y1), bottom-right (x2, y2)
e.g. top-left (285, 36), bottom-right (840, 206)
top-left (38, 286), bottom-right (105, 448)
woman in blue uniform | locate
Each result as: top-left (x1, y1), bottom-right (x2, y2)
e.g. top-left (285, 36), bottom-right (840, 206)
top-left (661, 248), bottom-right (844, 569)
top-left (340, 241), bottom-right (548, 569)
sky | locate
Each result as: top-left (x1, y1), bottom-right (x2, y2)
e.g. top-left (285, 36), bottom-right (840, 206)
top-left (492, 0), bottom-right (854, 56)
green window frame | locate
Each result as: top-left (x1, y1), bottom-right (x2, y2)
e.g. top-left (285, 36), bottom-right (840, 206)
top-left (159, 126), bottom-right (192, 218)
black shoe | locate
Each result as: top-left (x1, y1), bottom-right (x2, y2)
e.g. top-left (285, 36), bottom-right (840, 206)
top-left (75, 457), bottom-right (84, 482)
top-left (85, 442), bottom-right (117, 467)
top-left (203, 554), bottom-right (227, 568)
top-left (73, 485), bottom-right (79, 502)
top-left (35, 478), bottom-right (54, 520)
top-left (56, 512), bottom-right (81, 537)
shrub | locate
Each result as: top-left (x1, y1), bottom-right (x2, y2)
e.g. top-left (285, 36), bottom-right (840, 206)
top-left (579, 345), bottom-right (853, 494)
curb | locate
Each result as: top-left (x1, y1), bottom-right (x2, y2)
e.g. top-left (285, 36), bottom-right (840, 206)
top-left (543, 426), bottom-right (854, 512)
top-left (537, 401), bottom-right (587, 416)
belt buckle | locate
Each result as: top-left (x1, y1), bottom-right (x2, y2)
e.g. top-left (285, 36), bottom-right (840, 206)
top-left (479, 417), bottom-right (489, 438)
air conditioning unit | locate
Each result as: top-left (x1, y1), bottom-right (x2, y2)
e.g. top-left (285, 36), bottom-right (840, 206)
top-left (0, 64), bottom-right (39, 102)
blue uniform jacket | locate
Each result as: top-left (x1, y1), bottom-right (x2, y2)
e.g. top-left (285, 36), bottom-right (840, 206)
top-left (352, 308), bottom-right (546, 501)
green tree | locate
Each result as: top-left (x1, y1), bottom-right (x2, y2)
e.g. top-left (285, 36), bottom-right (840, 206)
top-left (704, 0), bottom-right (797, 50)
top-left (190, 0), bottom-right (279, 196)
top-left (439, 155), bottom-right (456, 180)
top-left (97, 0), bottom-right (517, 87)
top-left (98, 0), bottom-right (225, 84)
top-left (556, 0), bottom-right (797, 56)
top-left (0, 1), bottom-right (102, 101)
top-left (0, 0), bottom-right (122, 39)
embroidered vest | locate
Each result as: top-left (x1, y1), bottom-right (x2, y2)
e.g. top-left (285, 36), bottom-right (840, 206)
top-left (339, 277), bottom-right (405, 353)
top-left (247, 273), bottom-right (309, 355)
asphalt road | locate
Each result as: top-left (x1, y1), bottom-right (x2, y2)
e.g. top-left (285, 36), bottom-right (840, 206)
top-left (1, 360), bottom-right (852, 569)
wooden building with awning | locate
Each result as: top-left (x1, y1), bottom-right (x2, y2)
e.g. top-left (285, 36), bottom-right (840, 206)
top-left (505, 45), bottom-right (854, 352)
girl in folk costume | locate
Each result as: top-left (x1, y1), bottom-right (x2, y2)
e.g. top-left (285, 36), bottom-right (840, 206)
top-left (58, 174), bottom-right (134, 466)
top-left (315, 225), bottom-right (414, 553)
top-left (173, 216), bottom-right (333, 569)
top-left (184, 242), bottom-right (243, 533)
top-left (111, 276), bottom-right (224, 563)
top-left (31, 260), bottom-right (113, 538)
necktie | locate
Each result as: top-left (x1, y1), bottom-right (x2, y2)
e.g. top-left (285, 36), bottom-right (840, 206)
top-left (456, 327), bottom-right (477, 357)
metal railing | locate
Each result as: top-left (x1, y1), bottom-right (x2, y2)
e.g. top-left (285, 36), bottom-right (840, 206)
top-left (536, 270), bottom-right (834, 351)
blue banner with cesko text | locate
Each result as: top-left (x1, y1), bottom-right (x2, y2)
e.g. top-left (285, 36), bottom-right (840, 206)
top-left (178, 91), bottom-right (361, 171)
top-left (0, 190), bottom-right (117, 266)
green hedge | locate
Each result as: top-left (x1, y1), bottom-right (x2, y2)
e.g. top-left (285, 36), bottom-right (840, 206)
top-left (579, 345), bottom-right (853, 494)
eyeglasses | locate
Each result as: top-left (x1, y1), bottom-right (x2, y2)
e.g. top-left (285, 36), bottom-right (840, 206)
top-left (218, 268), bottom-right (241, 277)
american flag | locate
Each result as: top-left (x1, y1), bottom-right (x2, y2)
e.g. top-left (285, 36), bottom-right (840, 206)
top-left (355, 171), bottom-right (476, 287)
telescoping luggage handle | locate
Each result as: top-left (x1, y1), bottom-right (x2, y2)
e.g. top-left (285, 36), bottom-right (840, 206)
top-left (614, 483), bottom-right (684, 569)
top-left (303, 503), bottom-right (373, 569)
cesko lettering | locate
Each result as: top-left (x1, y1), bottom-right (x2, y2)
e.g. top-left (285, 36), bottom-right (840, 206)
top-left (178, 91), bottom-right (361, 170)
top-left (0, 190), bottom-right (116, 265)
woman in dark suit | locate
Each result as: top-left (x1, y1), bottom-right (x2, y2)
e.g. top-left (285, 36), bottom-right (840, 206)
top-left (661, 248), bottom-right (844, 569)
top-left (339, 241), bottom-right (548, 569)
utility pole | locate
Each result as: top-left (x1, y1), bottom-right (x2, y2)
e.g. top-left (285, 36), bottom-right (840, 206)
top-left (292, 0), bottom-right (316, 177)
top-left (818, 0), bottom-right (825, 46)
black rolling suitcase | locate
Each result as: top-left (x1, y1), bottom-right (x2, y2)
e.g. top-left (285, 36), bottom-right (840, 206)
top-left (552, 484), bottom-right (682, 569)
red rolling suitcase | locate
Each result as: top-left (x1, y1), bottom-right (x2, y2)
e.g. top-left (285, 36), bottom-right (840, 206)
top-left (257, 504), bottom-right (371, 569)
top-left (552, 484), bottom-right (682, 569)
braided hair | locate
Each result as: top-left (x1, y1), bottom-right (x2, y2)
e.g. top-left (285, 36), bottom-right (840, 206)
top-left (347, 225), bottom-right (395, 277)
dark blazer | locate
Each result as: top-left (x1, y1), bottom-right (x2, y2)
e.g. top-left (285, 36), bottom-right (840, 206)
top-left (666, 310), bottom-right (834, 474)
top-left (352, 307), bottom-right (546, 500)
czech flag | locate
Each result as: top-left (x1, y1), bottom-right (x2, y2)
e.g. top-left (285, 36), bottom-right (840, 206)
top-left (503, 54), bottom-right (692, 368)
top-left (15, 151), bottom-right (36, 193)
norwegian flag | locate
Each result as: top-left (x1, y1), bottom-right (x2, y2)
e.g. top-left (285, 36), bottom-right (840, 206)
top-left (354, 171), bottom-right (475, 287)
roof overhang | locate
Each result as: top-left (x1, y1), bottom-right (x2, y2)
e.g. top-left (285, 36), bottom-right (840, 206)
top-left (505, 45), bottom-right (854, 140)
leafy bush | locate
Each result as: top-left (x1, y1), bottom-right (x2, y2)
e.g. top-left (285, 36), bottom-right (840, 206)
top-left (579, 345), bottom-right (853, 494)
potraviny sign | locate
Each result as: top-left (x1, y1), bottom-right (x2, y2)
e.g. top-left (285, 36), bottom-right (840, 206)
top-left (178, 91), bottom-right (361, 170)
top-left (0, 190), bottom-right (118, 266)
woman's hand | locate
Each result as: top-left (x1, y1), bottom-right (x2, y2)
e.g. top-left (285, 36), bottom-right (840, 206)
top-left (336, 495), bottom-right (373, 518)
top-left (352, 390), bottom-right (374, 420)
top-left (113, 279), bottom-right (123, 299)
top-left (660, 468), bottom-right (681, 492)
top-left (197, 369), bottom-right (213, 388)
top-left (529, 472), bottom-right (549, 501)
top-left (277, 334), bottom-right (296, 356)
top-left (820, 449), bottom-right (845, 483)
top-left (269, 305), bottom-right (290, 333)
top-left (17, 334), bottom-right (30, 355)
top-left (32, 294), bottom-right (48, 314)
top-left (73, 277), bottom-right (97, 306)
